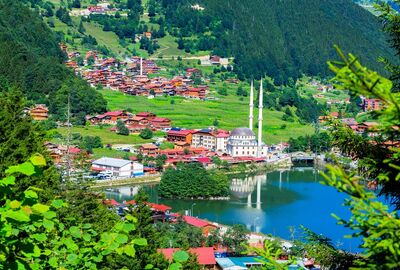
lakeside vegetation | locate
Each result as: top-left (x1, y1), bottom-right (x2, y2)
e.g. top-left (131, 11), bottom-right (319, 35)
top-left (159, 163), bottom-right (230, 199)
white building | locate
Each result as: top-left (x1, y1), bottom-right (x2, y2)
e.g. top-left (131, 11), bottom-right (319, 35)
top-left (92, 157), bottom-right (144, 178)
top-left (227, 80), bottom-right (268, 158)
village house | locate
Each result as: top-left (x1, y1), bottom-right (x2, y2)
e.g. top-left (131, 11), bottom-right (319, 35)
top-left (363, 98), bottom-right (382, 112)
top-left (158, 248), bottom-right (217, 270)
top-left (87, 110), bottom-right (131, 125)
top-left (138, 144), bottom-right (160, 156)
top-left (167, 129), bottom-right (193, 144)
top-left (150, 117), bottom-right (172, 130)
top-left (29, 104), bottom-right (49, 121)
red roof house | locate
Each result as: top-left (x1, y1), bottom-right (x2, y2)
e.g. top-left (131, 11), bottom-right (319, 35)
top-left (158, 247), bottom-right (216, 268)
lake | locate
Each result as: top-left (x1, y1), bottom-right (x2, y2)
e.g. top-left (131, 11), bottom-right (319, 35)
top-left (105, 167), bottom-right (359, 251)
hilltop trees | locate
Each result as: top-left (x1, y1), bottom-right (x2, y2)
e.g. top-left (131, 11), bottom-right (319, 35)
top-left (0, 1), bottom-right (107, 121)
top-left (159, 0), bottom-right (393, 83)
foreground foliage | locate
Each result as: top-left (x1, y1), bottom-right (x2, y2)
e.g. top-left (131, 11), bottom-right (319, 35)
top-left (0, 155), bottom-right (148, 269)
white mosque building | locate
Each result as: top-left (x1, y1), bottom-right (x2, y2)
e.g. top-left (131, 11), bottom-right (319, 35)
top-left (227, 80), bottom-right (268, 157)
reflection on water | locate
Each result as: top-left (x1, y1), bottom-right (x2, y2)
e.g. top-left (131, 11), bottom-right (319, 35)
top-left (105, 167), bottom-right (358, 251)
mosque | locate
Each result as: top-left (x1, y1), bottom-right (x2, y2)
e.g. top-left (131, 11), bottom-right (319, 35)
top-left (227, 80), bottom-right (268, 157)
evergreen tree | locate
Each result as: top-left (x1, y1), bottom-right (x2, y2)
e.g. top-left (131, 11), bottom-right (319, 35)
top-left (116, 119), bottom-right (129, 135)
top-left (0, 87), bottom-right (60, 201)
top-left (78, 18), bottom-right (85, 34)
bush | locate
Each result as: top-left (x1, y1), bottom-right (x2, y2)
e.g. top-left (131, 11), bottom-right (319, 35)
top-left (139, 128), bottom-right (153, 139)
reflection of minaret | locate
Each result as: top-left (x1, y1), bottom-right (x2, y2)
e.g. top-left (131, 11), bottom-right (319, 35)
top-left (257, 80), bottom-right (263, 157)
top-left (140, 57), bottom-right (143, 76)
top-left (247, 193), bottom-right (252, 207)
top-left (256, 175), bottom-right (261, 210)
top-left (249, 80), bottom-right (254, 130)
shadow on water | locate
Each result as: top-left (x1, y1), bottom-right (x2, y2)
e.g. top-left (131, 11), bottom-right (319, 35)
top-left (105, 166), bottom-right (360, 252)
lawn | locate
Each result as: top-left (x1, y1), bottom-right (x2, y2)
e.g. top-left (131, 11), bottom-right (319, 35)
top-left (154, 35), bottom-right (211, 58)
top-left (92, 148), bottom-right (132, 160)
top-left (83, 22), bottom-right (129, 56)
top-left (100, 90), bottom-right (314, 144)
top-left (55, 126), bottom-right (154, 145)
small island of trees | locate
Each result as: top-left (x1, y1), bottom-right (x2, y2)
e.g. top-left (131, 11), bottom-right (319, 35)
top-left (159, 163), bottom-right (230, 199)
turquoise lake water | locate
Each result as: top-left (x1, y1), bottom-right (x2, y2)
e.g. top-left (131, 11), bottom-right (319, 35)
top-left (105, 167), bottom-right (360, 251)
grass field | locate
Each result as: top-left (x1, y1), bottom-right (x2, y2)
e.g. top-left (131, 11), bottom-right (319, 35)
top-left (101, 90), bottom-right (314, 144)
top-left (92, 148), bottom-right (132, 159)
top-left (83, 22), bottom-right (129, 55)
top-left (154, 35), bottom-right (211, 58)
top-left (56, 126), bottom-right (154, 145)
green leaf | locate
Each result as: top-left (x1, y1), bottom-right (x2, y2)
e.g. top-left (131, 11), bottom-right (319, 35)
top-left (32, 203), bottom-right (50, 214)
top-left (5, 210), bottom-right (30, 222)
top-left (124, 245), bottom-right (136, 257)
top-left (43, 211), bottom-right (57, 220)
top-left (145, 264), bottom-right (154, 269)
top-left (32, 233), bottom-right (47, 242)
top-left (64, 237), bottom-right (79, 251)
top-left (30, 155), bottom-right (46, 167)
top-left (10, 200), bottom-right (21, 209)
top-left (82, 233), bottom-right (91, 242)
top-left (24, 190), bottom-right (38, 200)
top-left (115, 234), bottom-right (128, 244)
top-left (51, 199), bottom-right (64, 209)
top-left (6, 162), bottom-right (35, 176)
top-left (67, 254), bottom-right (79, 265)
top-left (1, 176), bottom-right (15, 186)
top-left (69, 226), bottom-right (82, 238)
top-left (42, 219), bottom-right (54, 231)
top-left (121, 223), bottom-right (135, 233)
top-left (48, 257), bottom-right (58, 267)
top-left (173, 251), bottom-right (189, 263)
top-left (133, 238), bottom-right (147, 246)
top-left (168, 262), bottom-right (182, 270)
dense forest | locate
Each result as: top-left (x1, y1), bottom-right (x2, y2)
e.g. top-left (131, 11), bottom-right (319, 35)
top-left (0, 0), bottom-right (107, 122)
top-left (160, 0), bottom-right (394, 83)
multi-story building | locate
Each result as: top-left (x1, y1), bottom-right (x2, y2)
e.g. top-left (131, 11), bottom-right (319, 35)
top-left (191, 129), bottom-right (230, 152)
top-left (30, 104), bottom-right (49, 121)
top-left (167, 129), bottom-right (193, 144)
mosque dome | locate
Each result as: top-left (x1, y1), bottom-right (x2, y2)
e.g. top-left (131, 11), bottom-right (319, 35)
top-left (230, 127), bottom-right (256, 137)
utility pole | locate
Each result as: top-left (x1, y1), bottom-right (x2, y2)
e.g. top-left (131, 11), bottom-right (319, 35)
top-left (65, 95), bottom-right (72, 182)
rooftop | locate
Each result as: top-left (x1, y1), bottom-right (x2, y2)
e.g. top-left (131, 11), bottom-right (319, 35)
top-left (230, 127), bottom-right (255, 137)
top-left (159, 247), bottom-right (216, 265)
top-left (92, 157), bottom-right (131, 168)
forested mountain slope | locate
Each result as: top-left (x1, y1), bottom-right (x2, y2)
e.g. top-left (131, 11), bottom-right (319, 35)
top-left (162, 0), bottom-right (394, 83)
top-left (0, 0), bottom-right (107, 122)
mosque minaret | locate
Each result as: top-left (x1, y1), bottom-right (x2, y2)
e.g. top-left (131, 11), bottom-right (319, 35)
top-left (226, 79), bottom-right (268, 157)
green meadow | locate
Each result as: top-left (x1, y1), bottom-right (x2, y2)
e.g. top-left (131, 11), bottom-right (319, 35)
top-left (101, 90), bottom-right (314, 144)
top-left (56, 126), bottom-right (154, 145)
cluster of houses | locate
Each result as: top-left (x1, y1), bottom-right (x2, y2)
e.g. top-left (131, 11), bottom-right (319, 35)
top-left (101, 199), bottom-right (316, 270)
top-left (319, 112), bottom-right (380, 137)
top-left (63, 46), bottom-right (210, 100)
top-left (86, 110), bottom-right (172, 133)
top-left (69, 2), bottom-right (118, 16)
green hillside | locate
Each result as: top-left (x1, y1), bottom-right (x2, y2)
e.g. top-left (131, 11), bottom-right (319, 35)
top-left (0, 0), bottom-right (107, 121)
top-left (161, 0), bottom-right (394, 83)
